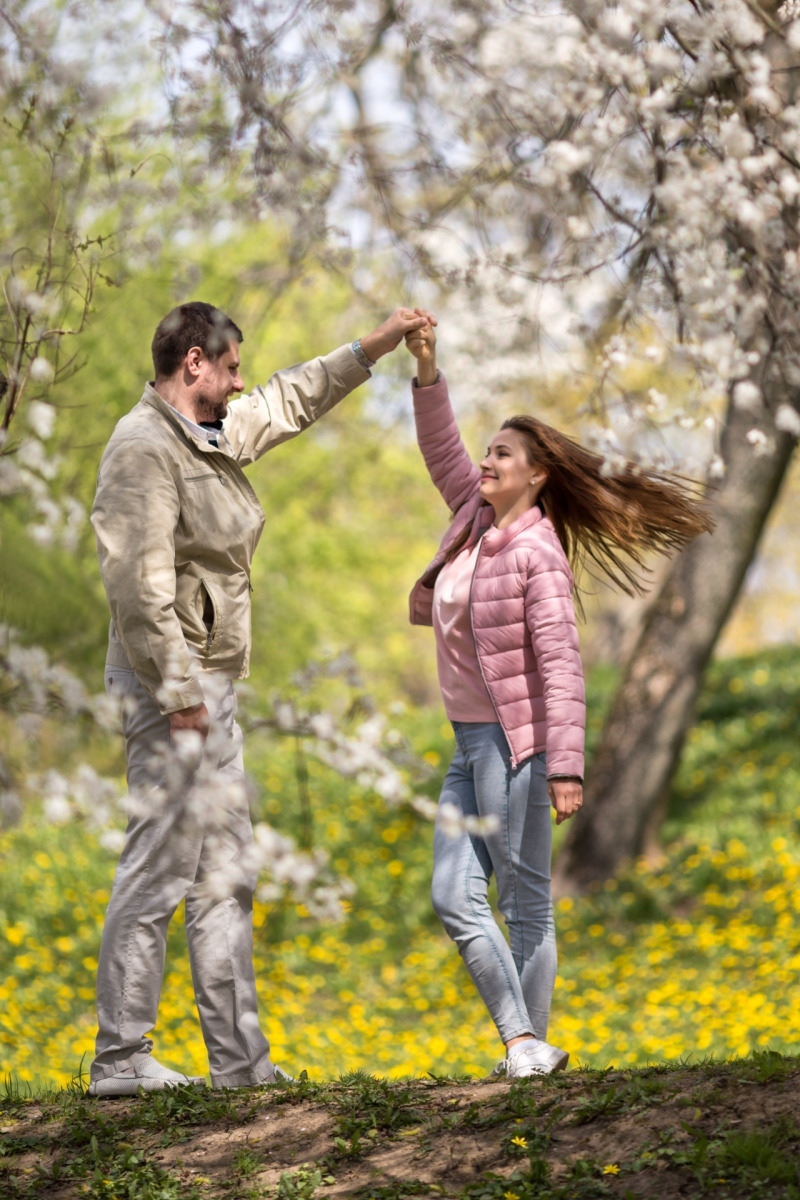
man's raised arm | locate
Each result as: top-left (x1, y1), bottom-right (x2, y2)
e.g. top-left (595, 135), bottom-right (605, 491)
top-left (227, 309), bottom-right (430, 465)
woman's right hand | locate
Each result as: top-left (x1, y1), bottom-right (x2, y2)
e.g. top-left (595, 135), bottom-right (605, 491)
top-left (405, 309), bottom-right (438, 386)
top-left (548, 779), bottom-right (583, 825)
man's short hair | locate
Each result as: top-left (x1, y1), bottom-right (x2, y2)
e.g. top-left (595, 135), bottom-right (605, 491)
top-left (151, 302), bottom-right (244, 378)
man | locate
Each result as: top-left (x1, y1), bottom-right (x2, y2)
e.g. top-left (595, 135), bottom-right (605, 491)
top-left (89, 302), bottom-right (427, 1095)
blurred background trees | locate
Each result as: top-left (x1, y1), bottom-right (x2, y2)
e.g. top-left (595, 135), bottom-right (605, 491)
top-left (2, 0), bottom-right (800, 888)
top-left (156, 0), bottom-right (800, 887)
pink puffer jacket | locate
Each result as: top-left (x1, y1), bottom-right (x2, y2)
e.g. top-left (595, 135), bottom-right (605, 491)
top-left (409, 375), bottom-right (585, 779)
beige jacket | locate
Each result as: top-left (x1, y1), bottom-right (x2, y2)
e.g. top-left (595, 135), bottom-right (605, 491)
top-left (91, 345), bottom-right (369, 713)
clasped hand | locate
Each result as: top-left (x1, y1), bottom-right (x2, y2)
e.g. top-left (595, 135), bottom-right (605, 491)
top-left (404, 308), bottom-right (438, 385)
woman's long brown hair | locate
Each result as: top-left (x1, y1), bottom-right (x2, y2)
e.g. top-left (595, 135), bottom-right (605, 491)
top-left (447, 414), bottom-right (714, 614)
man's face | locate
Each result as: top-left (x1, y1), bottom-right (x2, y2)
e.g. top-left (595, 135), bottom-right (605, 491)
top-left (195, 341), bottom-right (244, 422)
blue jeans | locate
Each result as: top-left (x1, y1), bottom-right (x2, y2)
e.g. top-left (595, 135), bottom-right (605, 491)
top-left (431, 722), bottom-right (557, 1044)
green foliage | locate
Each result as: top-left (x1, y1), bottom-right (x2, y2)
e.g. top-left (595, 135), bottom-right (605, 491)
top-left (710, 1115), bottom-right (799, 1186)
top-left (666, 647), bottom-right (800, 846)
top-left (232, 1144), bottom-right (266, 1179)
top-left (4, 1058), bottom-right (800, 1200)
top-left (0, 504), bottom-right (107, 664)
top-left (132, 1084), bottom-right (252, 1134)
top-left (326, 1072), bottom-right (424, 1159)
top-left (635, 1114), bottom-right (800, 1198)
top-left (6, 1094), bottom-right (208, 1200)
top-left (732, 1048), bottom-right (797, 1086)
top-left (352, 1182), bottom-right (433, 1200)
top-left (2, 224), bottom-right (443, 699)
top-left (3, 645), bottom-right (800, 1087)
top-left (275, 1164), bottom-right (334, 1200)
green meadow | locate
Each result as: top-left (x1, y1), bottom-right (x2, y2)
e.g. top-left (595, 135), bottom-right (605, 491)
top-left (2, 646), bottom-right (798, 1090)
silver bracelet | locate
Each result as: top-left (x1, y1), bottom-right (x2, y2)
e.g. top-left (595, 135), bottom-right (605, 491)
top-left (351, 338), bottom-right (376, 371)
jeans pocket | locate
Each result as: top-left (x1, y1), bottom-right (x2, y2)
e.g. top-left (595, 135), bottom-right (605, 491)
top-left (105, 667), bottom-right (136, 693)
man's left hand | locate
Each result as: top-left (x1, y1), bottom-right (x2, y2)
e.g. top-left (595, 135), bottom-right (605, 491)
top-left (169, 702), bottom-right (210, 740)
top-left (360, 308), bottom-right (437, 362)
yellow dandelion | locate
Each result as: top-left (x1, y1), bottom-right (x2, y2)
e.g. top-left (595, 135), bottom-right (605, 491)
top-left (510, 1135), bottom-right (528, 1148)
top-left (602, 1163), bottom-right (620, 1174)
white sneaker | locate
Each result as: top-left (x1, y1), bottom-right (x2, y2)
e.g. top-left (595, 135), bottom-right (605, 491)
top-left (212, 1064), bottom-right (297, 1091)
top-left (87, 1056), bottom-right (207, 1096)
top-left (260, 1064), bottom-right (296, 1085)
top-left (492, 1039), bottom-right (569, 1079)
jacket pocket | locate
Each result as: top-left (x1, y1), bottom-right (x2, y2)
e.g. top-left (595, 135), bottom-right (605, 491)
top-left (197, 578), bottom-right (224, 654)
top-left (185, 472), bottom-right (226, 484)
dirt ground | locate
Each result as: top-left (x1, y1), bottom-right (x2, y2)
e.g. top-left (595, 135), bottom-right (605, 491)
top-left (2, 1056), bottom-right (799, 1198)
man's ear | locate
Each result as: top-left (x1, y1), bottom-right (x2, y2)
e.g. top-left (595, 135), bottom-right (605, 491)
top-left (185, 346), bottom-right (204, 378)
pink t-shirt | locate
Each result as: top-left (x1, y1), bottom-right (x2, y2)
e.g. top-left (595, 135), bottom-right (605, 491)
top-left (432, 540), bottom-right (497, 723)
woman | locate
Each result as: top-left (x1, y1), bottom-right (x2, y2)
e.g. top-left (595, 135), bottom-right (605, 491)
top-left (405, 315), bottom-right (712, 1078)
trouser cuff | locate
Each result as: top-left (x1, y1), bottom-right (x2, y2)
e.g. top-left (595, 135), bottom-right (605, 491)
top-left (210, 1063), bottom-right (276, 1089)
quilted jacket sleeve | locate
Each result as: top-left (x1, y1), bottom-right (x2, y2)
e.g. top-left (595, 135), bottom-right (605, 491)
top-left (91, 436), bottom-right (205, 714)
top-left (524, 536), bottom-right (586, 779)
top-left (412, 374), bottom-right (482, 514)
top-left (225, 345), bottom-right (369, 467)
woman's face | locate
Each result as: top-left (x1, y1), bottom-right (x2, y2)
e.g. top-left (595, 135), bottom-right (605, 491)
top-left (479, 428), bottom-right (539, 511)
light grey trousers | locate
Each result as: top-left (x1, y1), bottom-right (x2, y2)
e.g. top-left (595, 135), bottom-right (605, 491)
top-left (91, 668), bottom-right (274, 1088)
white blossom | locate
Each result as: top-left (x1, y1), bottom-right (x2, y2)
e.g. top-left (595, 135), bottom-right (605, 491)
top-left (99, 829), bottom-right (126, 854)
top-left (437, 801), bottom-right (500, 839)
top-left (43, 795), bottom-right (72, 824)
top-left (708, 454), bottom-right (726, 480)
top-left (746, 428), bottom-right (774, 455)
top-left (29, 357), bottom-right (55, 384)
top-left (27, 401), bottom-right (56, 438)
top-left (775, 404), bottom-right (800, 437)
top-left (733, 381), bottom-right (761, 412)
top-left (273, 701), bottom-right (296, 731)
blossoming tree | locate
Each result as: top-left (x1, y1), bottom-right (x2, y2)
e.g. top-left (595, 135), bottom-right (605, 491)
top-left (0, 1), bottom-right (495, 914)
top-left (156, 0), bottom-right (800, 888)
top-left (5, 0), bottom-right (800, 891)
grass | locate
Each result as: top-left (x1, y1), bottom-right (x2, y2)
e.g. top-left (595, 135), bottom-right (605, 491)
top-left (1, 1055), bottom-right (799, 1198)
top-left (1, 645), bottom-right (800, 1088)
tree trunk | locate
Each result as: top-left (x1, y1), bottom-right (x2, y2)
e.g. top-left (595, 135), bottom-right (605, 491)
top-left (552, 395), bottom-right (797, 894)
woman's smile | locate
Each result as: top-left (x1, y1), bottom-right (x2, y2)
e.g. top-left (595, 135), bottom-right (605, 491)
top-left (478, 428), bottom-right (542, 524)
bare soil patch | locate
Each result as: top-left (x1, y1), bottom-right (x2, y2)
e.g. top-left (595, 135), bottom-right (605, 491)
top-left (2, 1055), bottom-right (799, 1198)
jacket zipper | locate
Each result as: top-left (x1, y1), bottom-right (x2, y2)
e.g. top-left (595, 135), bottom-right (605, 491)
top-left (184, 472), bottom-right (229, 486)
top-left (201, 579), bottom-right (219, 652)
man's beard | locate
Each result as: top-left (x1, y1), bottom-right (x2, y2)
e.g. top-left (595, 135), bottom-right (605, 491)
top-left (195, 389), bottom-right (228, 423)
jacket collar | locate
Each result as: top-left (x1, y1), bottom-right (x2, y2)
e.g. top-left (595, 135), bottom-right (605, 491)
top-left (468, 503), bottom-right (495, 544)
top-left (140, 383), bottom-right (220, 453)
top-left (481, 504), bottom-right (544, 553)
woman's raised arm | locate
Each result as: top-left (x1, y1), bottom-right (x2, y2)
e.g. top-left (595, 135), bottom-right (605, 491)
top-left (405, 315), bottom-right (481, 514)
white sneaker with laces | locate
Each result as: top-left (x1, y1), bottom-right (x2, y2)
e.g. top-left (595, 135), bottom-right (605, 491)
top-left (87, 1056), bottom-right (207, 1096)
top-left (492, 1038), bottom-right (569, 1079)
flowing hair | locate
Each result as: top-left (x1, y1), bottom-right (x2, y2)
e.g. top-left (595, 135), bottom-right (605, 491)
top-left (447, 414), bottom-right (714, 613)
